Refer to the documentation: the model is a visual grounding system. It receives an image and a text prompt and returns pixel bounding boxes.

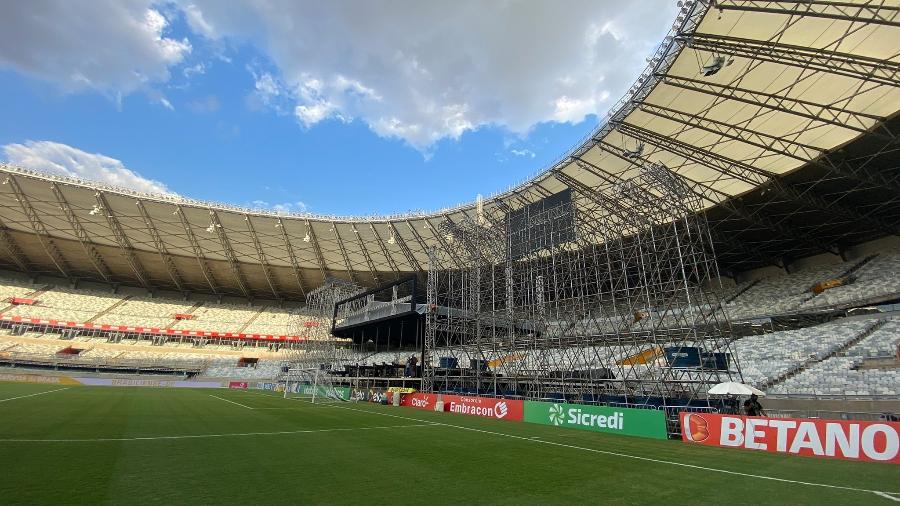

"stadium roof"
[1,0,898,300]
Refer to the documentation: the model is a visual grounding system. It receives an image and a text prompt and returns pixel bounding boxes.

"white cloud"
[180,0,677,151]
[0,1,191,94]
[249,199,308,213]
[2,141,174,195]
[510,149,536,158]
[183,63,206,78]
[158,97,175,110]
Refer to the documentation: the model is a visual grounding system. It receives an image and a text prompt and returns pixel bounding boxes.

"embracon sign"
[681,412,900,464]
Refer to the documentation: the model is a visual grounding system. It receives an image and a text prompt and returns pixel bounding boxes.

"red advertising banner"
[441,395,524,422]
[680,412,900,464]
[400,392,438,410]
[228,381,248,389]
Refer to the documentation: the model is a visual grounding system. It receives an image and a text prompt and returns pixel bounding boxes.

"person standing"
[743,393,767,417]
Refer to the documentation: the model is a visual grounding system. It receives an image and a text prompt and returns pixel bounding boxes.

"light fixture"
[388,233,396,245]
[88,205,102,216]
[701,55,733,77]
[303,232,310,242]
[623,143,645,159]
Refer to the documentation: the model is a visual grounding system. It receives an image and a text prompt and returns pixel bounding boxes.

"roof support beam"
[819,147,900,194]
[350,223,380,286]
[712,0,900,28]
[677,32,900,87]
[50,183,112,282]
[405,220,432,264]
[618,122,900,237]
[656,74,885,134]
[276,218,307,298]
[370,224,401,278]
[136,200,185,292]
[331,223,357,284]
[0,217,31,273]
[632,103,900,193]
[424,217,465,270]
[636,102,824,161]
[176,206,219,294]
[5,177,70,277]
[579,145,839,255]
[245,215,280,300]
[95,192,152,289]
[387,221,422,272]
[208,211,250,299]
[305,220,329,284]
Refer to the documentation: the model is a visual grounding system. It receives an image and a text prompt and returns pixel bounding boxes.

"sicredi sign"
[680,412,900,464]
[524,401,667,439]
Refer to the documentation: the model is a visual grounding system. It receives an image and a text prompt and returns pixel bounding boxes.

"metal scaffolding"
[423,164,739,406]
[283,278,364,372]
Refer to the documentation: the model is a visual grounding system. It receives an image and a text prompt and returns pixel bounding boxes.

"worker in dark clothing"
[406,355,418,377]
[743,394,767,417]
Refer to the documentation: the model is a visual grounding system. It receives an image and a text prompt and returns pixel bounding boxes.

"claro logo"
[683,413,711,443]
[410,396,430,408]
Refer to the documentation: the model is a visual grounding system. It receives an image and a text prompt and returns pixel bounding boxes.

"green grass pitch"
[0,382,897,505]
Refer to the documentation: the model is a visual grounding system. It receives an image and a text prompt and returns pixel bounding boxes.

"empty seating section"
[0,277,37,302]
[5,287,122,322]
[103,297,192,328]
[731,320,873,387]
[170,303,260,333]
[241,309,295,336]
[799,250,900,310]
[770,357,900,396]
[201,358,283,379]
[725,263,849,320]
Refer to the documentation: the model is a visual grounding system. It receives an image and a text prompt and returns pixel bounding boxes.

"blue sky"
[0,1,677,216]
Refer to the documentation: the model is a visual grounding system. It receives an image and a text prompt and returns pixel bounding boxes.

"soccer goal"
[282,367,348,404]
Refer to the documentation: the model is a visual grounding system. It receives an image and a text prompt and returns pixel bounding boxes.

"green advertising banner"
[524,401,668,440]
[297,385,351,400]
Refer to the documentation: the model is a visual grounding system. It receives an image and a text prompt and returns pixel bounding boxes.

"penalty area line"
[208,394,255,410]
[0,387,70,403]
[0,423,437,442]
[323,403,900,501]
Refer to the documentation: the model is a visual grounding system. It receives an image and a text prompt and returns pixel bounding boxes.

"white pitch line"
[323,403,900,501]
[0,423,436,442]
[208,394,255,410]
[0,387,70,403]
[874,492,900,503]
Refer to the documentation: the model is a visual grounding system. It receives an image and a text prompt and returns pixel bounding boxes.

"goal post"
[282,367,350,404]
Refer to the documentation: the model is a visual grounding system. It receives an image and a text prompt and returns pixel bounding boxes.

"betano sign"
[524,401,667,439]
[680,412,900,464]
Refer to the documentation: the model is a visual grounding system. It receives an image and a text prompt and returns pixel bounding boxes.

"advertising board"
[525,401,667,439]
[680,412,900,464]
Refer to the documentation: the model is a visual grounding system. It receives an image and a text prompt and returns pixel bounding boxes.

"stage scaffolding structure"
[281,278,364,400]
[423,163,740,405]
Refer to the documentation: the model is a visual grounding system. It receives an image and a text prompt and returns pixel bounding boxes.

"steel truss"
[424,165,738,410]
[284,278,365,379]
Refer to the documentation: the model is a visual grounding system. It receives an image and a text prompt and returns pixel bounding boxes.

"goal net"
[282,367,349,404]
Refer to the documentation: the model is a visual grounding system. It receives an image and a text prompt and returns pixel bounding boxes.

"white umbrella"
[708,381,765,397]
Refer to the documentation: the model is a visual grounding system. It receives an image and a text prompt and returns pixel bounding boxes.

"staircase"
[237,306,267,334]
[724,278,761,305]
[166,301,204,329]
[86,295,132,323]
[0,285,50,315]
[762,318,887,390]
[840,253,879,281]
